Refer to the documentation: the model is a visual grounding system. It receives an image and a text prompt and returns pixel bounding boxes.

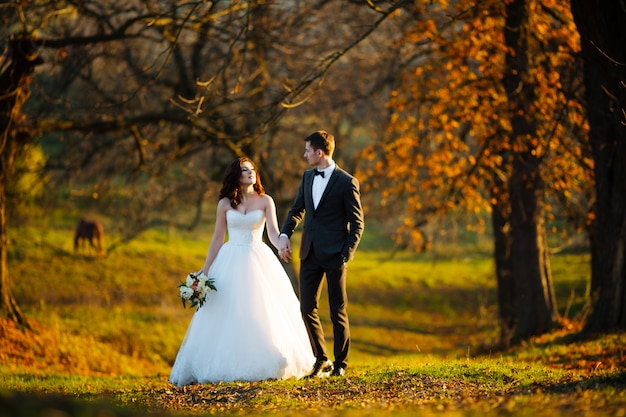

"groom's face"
[304,141,322,166]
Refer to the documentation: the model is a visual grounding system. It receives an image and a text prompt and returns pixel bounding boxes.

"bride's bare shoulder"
[217,198,232,211]
[261,194,276,206]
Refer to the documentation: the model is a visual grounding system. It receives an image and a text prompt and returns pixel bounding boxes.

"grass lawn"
[1,220,624,417]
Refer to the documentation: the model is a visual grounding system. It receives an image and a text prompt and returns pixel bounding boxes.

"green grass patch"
[1,220,624,417]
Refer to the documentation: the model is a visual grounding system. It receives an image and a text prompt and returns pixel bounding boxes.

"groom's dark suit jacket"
[281,166,364,263]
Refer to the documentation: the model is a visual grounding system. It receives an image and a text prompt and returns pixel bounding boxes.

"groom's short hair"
[306,130,335,156]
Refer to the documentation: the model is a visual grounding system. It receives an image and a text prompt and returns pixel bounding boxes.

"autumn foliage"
[359,0,592,250]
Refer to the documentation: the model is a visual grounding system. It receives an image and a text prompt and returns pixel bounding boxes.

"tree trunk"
[509,150,560,342]
[571,0,626,332]
[0,38,42,326]
[501,0,560,345]
[0,138,26,326]
[491,182,514,347]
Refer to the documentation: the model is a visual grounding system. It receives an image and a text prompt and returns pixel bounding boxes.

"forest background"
[1,1,625,416]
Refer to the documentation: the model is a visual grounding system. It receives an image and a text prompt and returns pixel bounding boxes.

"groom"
[278,130,364,378]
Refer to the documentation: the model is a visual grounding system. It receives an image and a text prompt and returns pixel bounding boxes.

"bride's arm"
[264,195,281,250]
[201,198,229,275]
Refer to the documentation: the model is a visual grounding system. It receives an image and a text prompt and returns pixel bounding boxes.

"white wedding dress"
[169,209,315,386]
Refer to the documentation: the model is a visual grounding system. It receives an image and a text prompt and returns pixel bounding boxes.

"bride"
[169,157,315,386]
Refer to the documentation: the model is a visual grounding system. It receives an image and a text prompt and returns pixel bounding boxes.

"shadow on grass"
[531,370,626,393]
[349,284,497,317]
[521,331,626,374]
[0,391,155,417]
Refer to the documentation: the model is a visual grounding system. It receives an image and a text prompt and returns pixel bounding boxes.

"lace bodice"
[226,209,266,245]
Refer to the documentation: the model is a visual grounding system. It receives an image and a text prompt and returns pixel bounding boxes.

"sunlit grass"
[1,220,623,417]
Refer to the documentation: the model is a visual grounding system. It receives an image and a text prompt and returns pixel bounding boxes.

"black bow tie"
[314,170,325,178]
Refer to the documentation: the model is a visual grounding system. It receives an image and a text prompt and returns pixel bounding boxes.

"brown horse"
[74,219,105,257]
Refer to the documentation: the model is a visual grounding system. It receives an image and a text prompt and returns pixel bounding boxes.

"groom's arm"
[280,174,307,237]
[342,175,364,262]
[279,174,307,262]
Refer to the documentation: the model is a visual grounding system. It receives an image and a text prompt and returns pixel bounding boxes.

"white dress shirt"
[312,162,335,209]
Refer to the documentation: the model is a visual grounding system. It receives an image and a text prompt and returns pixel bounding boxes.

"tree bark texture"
[571,0,626,332]
[0,38,42,326]
[509,150,560,341]
[491,182,515,347]
[502,0,560,344]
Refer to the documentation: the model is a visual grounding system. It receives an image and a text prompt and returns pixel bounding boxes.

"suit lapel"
[305,170,315,211]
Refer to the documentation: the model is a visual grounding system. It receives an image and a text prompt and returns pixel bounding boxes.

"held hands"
[278,235,292,263]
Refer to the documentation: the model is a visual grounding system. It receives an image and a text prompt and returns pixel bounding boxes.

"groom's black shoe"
[305,359,333,378]
[331,366,346,377]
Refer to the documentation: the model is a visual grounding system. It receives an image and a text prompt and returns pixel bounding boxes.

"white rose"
[180,286,194,299]
[185,274,195,287]
[201,285,212,297]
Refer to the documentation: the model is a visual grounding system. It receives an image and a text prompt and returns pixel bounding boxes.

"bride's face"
[240,161,257,186]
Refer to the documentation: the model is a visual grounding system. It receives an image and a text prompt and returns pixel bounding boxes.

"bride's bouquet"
[178,271,217,311]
